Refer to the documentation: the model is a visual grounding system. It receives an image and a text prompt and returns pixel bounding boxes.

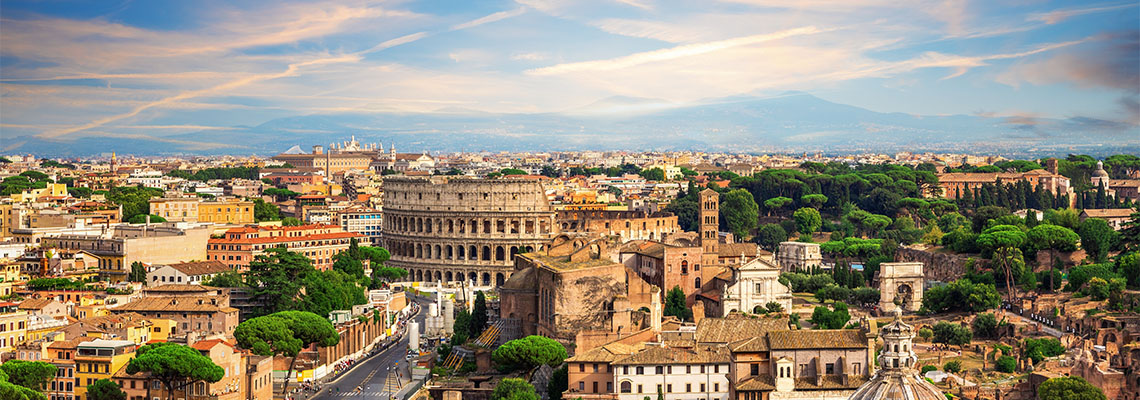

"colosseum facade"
[382,176,557,286]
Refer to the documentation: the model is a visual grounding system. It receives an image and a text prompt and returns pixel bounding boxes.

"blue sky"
[1,0,1137,144]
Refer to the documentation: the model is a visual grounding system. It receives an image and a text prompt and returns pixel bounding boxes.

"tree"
[1079,218,1118,263]
[548,365,568,400]
[0,360,56,392]
[814,284,851,303]
[127,214,166,224]
[793,207,822,237]
[472,291,489,338]
[639,168,665,181]
[663,286,692,321]
[253,199,281,222]
[202,270,245,287]
[754,224,788,251]
[281,217,303,226]
[245,247,312,315]
[125,343,224,400]
[765,301,784,314]
[922,279,1001,313]
[932,321,972,351]
[942,360,962,373]
[972,206,1010,233]
[0,368,45,400]
[921,225,944,245]
[87,379,127,400]
[721,189,759,238]
[1027,224,1080,291]
[971,313,1001,339]
[128,261,147,283]
[995,356,1016,373]
[492,378,539,400]
[977,225,1027,302]
[491,336,568,371]
[106,186,163,222]
[764,197,794,216]
[809,302,850,329]
[918,327,933,341]
[1023,338,1065,364]
[298,269,368,317]
[1037,376,1106,400]
[801,194,828,209]
[234,311,339,395]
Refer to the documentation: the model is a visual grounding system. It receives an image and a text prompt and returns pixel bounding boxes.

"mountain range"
[3,92,1137,157]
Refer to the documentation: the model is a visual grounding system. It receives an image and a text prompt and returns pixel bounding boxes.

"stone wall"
[894,246,988,283]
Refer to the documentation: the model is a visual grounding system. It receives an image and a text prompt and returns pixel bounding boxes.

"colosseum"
[382,176,557,286]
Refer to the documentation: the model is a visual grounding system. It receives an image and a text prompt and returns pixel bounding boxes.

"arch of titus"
[878,262,925,313]
[382,177,557,287]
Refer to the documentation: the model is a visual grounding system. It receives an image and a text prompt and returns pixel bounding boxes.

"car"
[406,354,417,361]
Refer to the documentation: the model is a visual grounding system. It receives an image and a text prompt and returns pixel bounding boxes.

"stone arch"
[415,244,422,259]
[511,220,520,234]
[496,273,505,286]
[497,220,506,233]
[482,246,491,261]
[433,271,441,282]
[695,277,701,289]
[458,219,466,234]
[895,283,914,311]
[426,219,433,233]
[446,245,454,260]
[445,271,453,281]
[482,272,491,286]
[681,260,689,274]
[457,246,466,260]
[495,246,506,261]
[470,245,478,261]
[417,217,423,233]
[484,219,492,234]
[1103,331,1119,347]
[509,246,519,260]
[448,220,454,233]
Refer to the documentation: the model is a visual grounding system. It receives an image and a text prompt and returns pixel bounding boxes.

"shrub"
[995,356,1016,373]
[943,360,962,373]
[921,365,937,374]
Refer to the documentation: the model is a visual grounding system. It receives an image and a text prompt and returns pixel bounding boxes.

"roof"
[567,342,637,363]
[145,284,212,293]
[718,242,759,258]
[115,296,237,313]
[796,375,870,391]
[612,345,730,365]
[1081,208,1134,218]
[735,375,775,391]
[191,338,236,351]
[18,298,58,310]
[500,267,537,291]
[163,260,230,276]
[728,336,769,352]
[695,316,788,344]
[78,339,135,348]
[767,330,867,350]
[209,231,364,244]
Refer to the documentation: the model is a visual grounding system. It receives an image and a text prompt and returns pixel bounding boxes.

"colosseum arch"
[495,246,506,261]
[482,272,491,286]
[445,271,454,281]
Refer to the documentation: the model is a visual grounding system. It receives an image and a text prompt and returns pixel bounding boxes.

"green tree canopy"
[127,214,166,224]
[125,343,224,400]
[1079,218,1118,263]
[202,270,245,287]
[492,378,540,400]
[234,311,339,394]
[491,336,568,371]
[932,321,972,350]
[0,360,56,392]
[663,286,692,322]
[809,302,850,329]
[721,189,759,238]
[922,279,1001,313]
[639,168,666,181]
[754,223,788,251]
[763,196,794,216]
[793,207,822,236]
[87,379,127,400]
[1037,376,1106,400]
[472,291,489,339]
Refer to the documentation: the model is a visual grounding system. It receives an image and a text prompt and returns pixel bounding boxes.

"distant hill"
[4,92,1137,157]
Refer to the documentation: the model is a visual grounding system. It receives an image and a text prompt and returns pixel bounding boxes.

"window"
[637,385,643,394]
[686,383,691,393]
[714,365,719,373]
[700,384,706,392]
[579,382,585,391]
[686,366,691,374]
[666,384,672,393]
[636,366,644,375]
[655,366,663,374]
[579,364,585,372]
[750,363,759,376]
[606,382,612,392]
[620,382,632,393]
[714,383,719,392]
[592,382,598,393]
[592,364,598,372]
[656,385,662,394]
[825,363,835,375]
[623,366,629,374]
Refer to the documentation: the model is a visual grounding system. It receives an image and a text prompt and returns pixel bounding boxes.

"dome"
[1092,161,1109,178]
[847,310,945,400]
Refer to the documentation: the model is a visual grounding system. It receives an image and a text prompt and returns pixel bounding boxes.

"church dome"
[1092,161,1109,178]
[847,311,944,400]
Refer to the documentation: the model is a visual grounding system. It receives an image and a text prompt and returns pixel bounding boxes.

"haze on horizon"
[0,0,1137,150]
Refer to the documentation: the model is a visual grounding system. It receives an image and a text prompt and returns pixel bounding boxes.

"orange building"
[206,224,365,270]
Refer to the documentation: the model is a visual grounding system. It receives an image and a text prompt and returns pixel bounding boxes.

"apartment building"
[207,224,364,270]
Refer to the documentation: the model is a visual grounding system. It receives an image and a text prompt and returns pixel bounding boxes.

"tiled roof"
[695,316,788,344]
[795,375,869,390]
[728,336,769,352]
[735,375,775,391]
[165,261,230,276]
[191,338,235,351]
[613,345,730,365]
[115,296,236,313]
[1082,208,1134,218]
[209,231,363,244]
[145,284,212,292]
[18,298,57,310]
[767,330,867,350]
[718,242,758,258]
[567,342,637,363]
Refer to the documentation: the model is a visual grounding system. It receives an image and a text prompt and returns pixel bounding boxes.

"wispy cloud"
[1029,3,1137,25]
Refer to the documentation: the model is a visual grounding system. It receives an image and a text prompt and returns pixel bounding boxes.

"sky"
[1,0,1137,144]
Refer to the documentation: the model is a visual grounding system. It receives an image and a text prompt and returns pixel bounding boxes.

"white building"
[336,206,383,245]
[146,260,231,285]
[720,257,794,316]
[613,345,731,400]
[776,241,822,273]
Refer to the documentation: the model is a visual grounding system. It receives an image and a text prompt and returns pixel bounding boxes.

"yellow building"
[149,197,199,221]
[8,183,68,202]
[25,314,68,342]
[75,339,137,400]
[198,199,255,224]
[0,304,29,354]
[147,318,175,342]
[0,260,21,282]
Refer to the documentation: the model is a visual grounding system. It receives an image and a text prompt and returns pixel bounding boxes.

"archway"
[496,273,505,286]
[895,284,914,311]
[482,272,491,286]
[445,271,453,281]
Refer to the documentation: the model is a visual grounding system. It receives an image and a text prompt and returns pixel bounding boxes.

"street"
[305,295,432,400]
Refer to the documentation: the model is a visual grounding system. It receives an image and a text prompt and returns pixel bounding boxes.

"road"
[307,295,431,400]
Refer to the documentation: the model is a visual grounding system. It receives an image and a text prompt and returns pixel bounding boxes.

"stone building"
[206,224,364,271]
[556,209,681,243]
[272,137,381,175]
[878,262,924,314]
[719,257,794,316]
[499,235,656,342]
[383,177,557,286]
[776,242,822,273]
[936,167,1072,201]
[39,223,212,283]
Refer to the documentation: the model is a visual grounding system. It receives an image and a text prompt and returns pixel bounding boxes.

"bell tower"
[698,189,720,296]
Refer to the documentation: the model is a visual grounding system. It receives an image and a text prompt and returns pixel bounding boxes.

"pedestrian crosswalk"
[327,391,391,397]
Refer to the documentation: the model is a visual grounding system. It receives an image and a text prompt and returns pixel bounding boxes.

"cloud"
[1029,3,1137,25]
[511,52,549,61]
[998,31,1139,91]
[450,8,526,30]
[528,26,826,75]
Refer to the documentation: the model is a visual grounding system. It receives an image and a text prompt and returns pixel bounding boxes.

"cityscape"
[1,2,1139,400]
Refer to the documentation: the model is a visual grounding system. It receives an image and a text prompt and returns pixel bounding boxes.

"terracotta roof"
[164,260,230,276]
[191,338,235,351]
[728,336,769,352]
[1082,208,1134,218]
[209,231,364,244]
[115,296,237,313]
[767,330,867,350]
[795,375,869,390]
[567,342,638,363]
[499,267,537,291]
[18,298,57,310]
[694,316,788,344]
[145,284,212,293]
[718,242,759,258]
[735,375,775,391]
[613,345,730,365]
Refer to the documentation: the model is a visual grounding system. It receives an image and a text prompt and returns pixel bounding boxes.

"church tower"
[698,189,720,296]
